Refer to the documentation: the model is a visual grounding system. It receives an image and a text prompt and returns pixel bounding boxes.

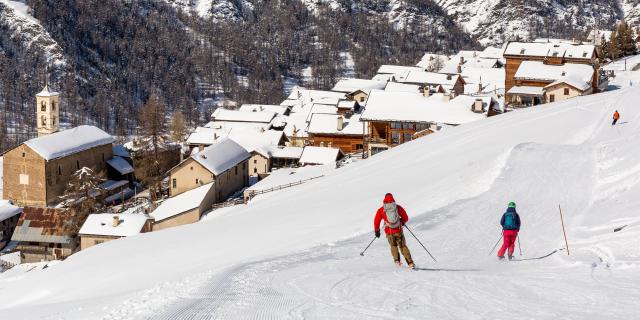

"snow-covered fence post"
[558,204,570,255]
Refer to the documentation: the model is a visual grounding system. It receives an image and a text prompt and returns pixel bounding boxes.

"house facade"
[3,125,114,207]
[503,41,599,105]
[307,114,367,154]
[10,207,81,263]
[79,213,152,250]
[168,138,250,202]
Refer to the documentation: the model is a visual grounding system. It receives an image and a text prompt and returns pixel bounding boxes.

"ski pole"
[359,236,377,256]
[489,231,503,256]
[403,225,437,262]
[558,204,570,255]
[517,234,522,256]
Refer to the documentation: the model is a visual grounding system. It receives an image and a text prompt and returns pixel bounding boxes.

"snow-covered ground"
[2,86,640,318]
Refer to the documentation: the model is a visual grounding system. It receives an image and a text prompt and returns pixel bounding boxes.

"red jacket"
[374,194,409,235]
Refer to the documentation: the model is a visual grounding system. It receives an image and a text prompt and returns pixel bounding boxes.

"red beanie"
[383,193,395,203]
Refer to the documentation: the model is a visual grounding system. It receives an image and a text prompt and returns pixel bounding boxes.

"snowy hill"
[3,83,640,318]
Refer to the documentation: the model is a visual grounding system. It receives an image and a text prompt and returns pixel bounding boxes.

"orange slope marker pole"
[558,204,570,255]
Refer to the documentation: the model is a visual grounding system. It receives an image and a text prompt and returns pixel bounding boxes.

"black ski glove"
[375,230,381,238]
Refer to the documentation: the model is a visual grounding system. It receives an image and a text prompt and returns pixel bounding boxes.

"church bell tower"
[36,83,60,136]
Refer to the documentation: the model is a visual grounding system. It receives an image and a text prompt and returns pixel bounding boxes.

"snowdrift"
[2,88,640,319]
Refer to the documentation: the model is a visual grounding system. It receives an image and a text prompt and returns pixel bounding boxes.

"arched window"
[41,101,46,111]
[41,115,47,126]
[51,101,56,111]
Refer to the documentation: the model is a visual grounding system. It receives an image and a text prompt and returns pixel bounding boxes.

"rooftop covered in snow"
[150,183,213,222]
[238,104,290,116]
[400,71,463,87]
[504,41,596,60]
[377,65,424,75]
[361,90,487,125]
[0,200,22,222]
[299,146,343,165]
[24,125,114,161]
[79,214,150,237]
[331,78,387,94]
[190,138,251,176]
[106,156,134,175]
[307,114,367,136]
[211,108,276,123]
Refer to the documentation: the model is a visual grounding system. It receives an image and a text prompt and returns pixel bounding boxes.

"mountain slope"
[2,82,640,318]
[437,0,622,45]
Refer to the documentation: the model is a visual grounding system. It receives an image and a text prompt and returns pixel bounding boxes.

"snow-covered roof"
[587,30,613,45]
[506,86,545,96]
[332,78,387,93]
[372,74,394,82]
[415,53,450,69]
[400,71,461,86]
[504,42,596,60]
[384,82,422,94]
[361,90,486,125]
[0,200,22,222]
[377,65,423,75]
[270,146,303,159]
[299,146,342,165]
[439,57,500,74]
[98,180,129,192]
[285,88,346,104]
[238,104,289,116]
[36,84,59,97]
[79,213,150,237]
[479,46,505,60]
[24,125,114,161]
[308,114,368,136]
[514,61,594,83]
[150,183,213,222]
[228,130,284,154]
[337,100,357,110]
[106,157,134,175]
[544,74,591,91]
[211,108,276,123]
[283,112,309,138]
[190,138,250,176]
[460,67,506,94]
[305,104,338,122]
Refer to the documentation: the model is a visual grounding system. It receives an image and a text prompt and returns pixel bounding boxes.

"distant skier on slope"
[374,193,415,268]
[497,202,521,260]
[613,110,620,125]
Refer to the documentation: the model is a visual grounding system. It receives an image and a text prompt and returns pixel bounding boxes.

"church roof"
[36,84,59,97]
[24,125,114,161]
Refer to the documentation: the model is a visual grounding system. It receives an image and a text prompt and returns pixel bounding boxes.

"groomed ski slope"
[2,88,640,319]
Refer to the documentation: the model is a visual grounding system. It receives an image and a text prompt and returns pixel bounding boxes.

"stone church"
[2,86,115,207]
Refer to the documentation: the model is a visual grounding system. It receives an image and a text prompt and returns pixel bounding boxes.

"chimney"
[477,83,483,93]
[337,116,344,131]
[112,215,120,227]
[214,133,218,140]
[446,74,452,80]
[473,99,484,113]
[456,65,462,73]
[423,86,432,97]
[459,56,464,65]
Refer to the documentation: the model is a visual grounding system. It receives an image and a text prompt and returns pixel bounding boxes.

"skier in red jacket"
[374,193,414,268]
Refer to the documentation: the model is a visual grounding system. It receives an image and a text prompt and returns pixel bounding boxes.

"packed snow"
[2,86,640,319]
